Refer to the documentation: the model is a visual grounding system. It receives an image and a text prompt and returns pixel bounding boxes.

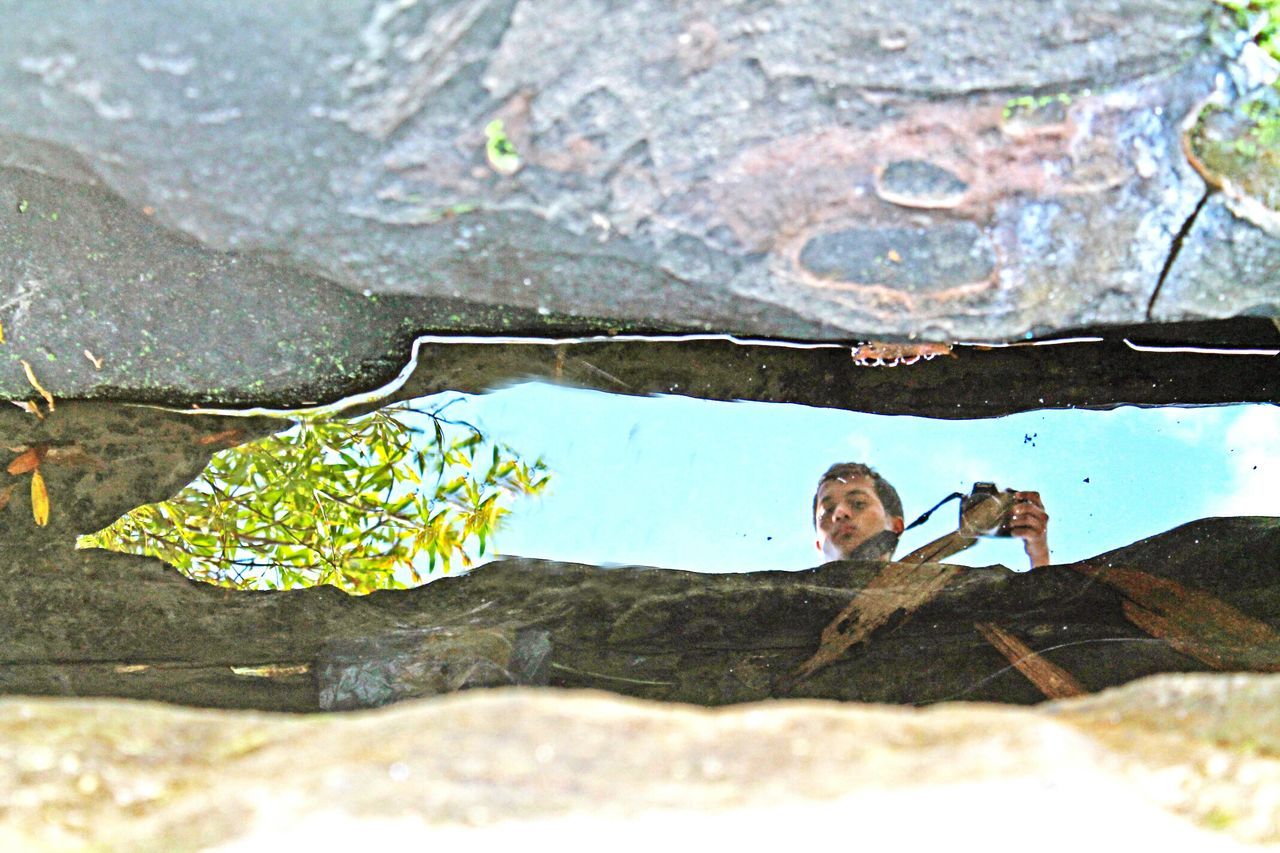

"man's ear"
[814,537,823,552]
[889,516,905,534]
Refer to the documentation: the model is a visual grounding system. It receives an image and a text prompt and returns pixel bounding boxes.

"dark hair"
[812,462,904,526]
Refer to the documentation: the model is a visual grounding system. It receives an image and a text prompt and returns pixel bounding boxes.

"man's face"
[814,475,905,560]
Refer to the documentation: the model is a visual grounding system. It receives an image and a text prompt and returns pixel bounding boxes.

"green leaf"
[86,397,552,594]
[484,119,521,174]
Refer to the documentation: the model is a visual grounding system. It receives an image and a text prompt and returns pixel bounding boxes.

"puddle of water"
[78,398,549,593]
[77,381,1280,592]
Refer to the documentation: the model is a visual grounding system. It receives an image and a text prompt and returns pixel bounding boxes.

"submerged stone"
[798,223,996,289]
[318,627,544,710]
[875,159,969,208]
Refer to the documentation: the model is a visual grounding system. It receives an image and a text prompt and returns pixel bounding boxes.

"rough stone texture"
[0,675,1277,848]
[798,223,996,289]
[0,163,420,405]
[0,1,1275,404]
[1153,197,1280,321]
[0,145,832,403]
[875,159,971,208]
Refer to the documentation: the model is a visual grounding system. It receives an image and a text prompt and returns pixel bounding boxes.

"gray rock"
[1153,196,1280,320]
[318,627,525,710]
[798,223,995,289]
[0,161,418,406]
[0,0,1273,404]
[875,160,970,209]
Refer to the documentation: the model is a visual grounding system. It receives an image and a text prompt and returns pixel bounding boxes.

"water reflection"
[80,382,1279,590]
[79,400,548,593]
[456,384,1278,572]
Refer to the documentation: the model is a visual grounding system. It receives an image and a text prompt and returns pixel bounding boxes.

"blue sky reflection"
[402,383,1280,574]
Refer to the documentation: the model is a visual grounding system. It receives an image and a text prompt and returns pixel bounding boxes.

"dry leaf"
[0,320,5,344]
[83,349,103,369]
[30,468,49,526]
[1072,564,1280,672]
[7,446,46,476]
[19,360,54,412]
[230,663,311,678]
[887,249,902,262]
[43,445,103,470]
[792,559,963,682]
[0,483,15,512]
[851,342,956,367]
[196,428,247,447]
[974,622,1085,700]
[10,400,43,420]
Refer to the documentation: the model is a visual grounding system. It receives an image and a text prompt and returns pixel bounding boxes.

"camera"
[958,482,1018,538]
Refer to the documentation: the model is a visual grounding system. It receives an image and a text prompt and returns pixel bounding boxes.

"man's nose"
[832,503,853,522]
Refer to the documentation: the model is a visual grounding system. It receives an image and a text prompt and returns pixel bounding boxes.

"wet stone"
[875,160,969,208]
[798,223,996,289]
[317,627,523,711]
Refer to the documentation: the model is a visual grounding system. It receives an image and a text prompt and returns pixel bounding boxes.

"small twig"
[550,662,674,686]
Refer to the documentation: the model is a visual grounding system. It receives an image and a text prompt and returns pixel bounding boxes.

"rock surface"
[0,674,1277,848]
[1154,197,1280,321]
[1,6,1278,843]
[0,1,1276,404]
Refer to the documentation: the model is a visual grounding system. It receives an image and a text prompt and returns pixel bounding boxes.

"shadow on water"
[1,327,1278,710]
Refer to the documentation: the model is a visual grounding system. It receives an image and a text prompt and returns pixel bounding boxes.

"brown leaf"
[793,560,963,681]
[10,400,44,420]
[83,349,103,369]
[43,445,103,470]
[790,522,990,685]
[974,622,1086,700]
[7,446,46,476]
[1072,564,1280,672]
[31,469,49,526]
[19,360,54,412]
[851,342,957,367]
[196,428,247,447]
[0,483,15,512]
[229,663,311,678]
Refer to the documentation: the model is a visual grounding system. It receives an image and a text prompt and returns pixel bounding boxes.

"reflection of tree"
[77,402,549,594]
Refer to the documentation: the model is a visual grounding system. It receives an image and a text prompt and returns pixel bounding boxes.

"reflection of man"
[812,462,1051,569]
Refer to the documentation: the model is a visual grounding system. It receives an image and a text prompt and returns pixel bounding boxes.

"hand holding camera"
[960,483,1051,568]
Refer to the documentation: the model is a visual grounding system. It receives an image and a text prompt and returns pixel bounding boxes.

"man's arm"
[1009,491,1050,569]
